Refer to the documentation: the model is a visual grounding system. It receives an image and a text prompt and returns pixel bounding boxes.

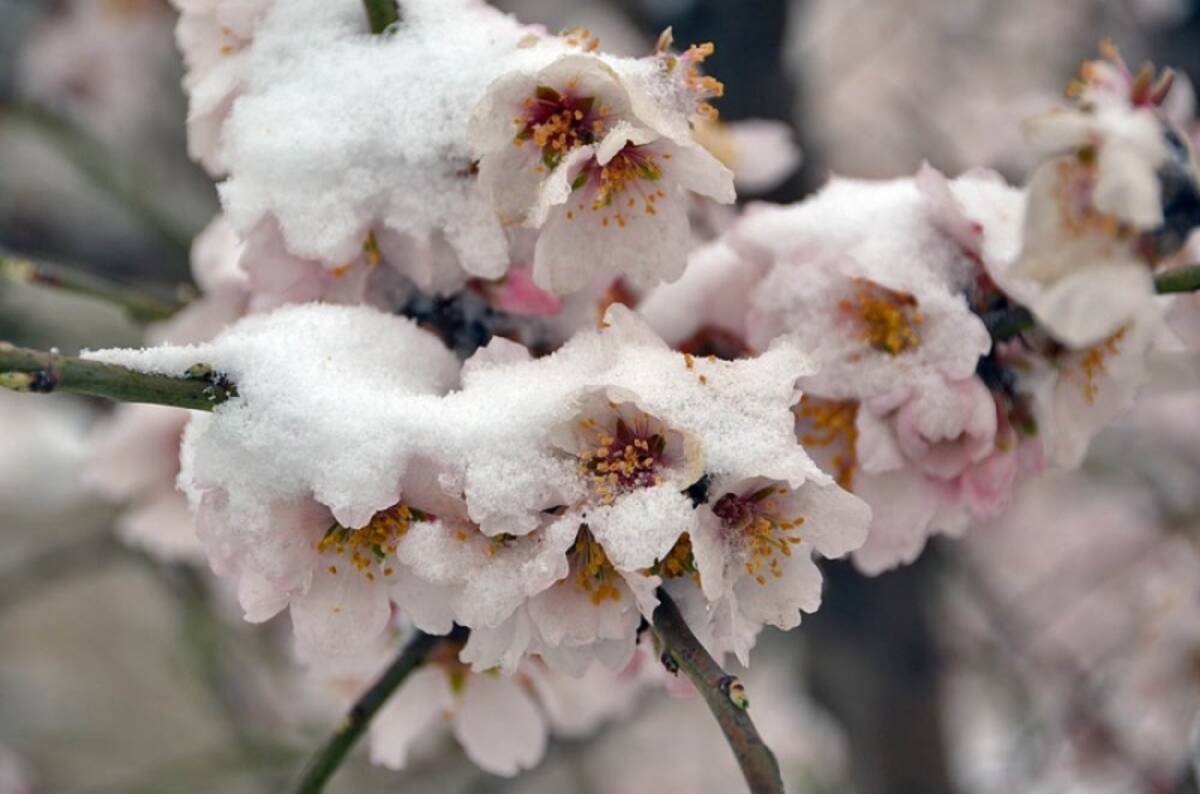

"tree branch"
[362,0,399,34]
[0,342,233,410]
[651,588,784,794]
[1,249,185,323]
[293,629,440,794]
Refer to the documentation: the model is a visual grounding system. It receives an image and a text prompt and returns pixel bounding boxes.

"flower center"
[318,503,433,581]
[839,279,923,354]
[648,533,699,582]
[569,527,621,605]
[576,409,670,503]
[515,84,607,169]
[796,396,859,490]
[565,145,668,229]
[713,486,804,585]
[1077,326,1127,403]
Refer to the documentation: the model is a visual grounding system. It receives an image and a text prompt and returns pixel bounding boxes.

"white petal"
[369,666,454,770]
[454,675,547,777]
[291,566,391,657]
[851,471,941,575]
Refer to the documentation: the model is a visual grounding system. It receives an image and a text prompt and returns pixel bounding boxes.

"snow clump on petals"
[85,303,462,655]
[87,302,868,667]
[211,0,531,280]
[641,166,1022,573]
[194,0,733,299]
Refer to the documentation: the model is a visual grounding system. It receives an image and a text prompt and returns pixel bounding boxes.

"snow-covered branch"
[0,342,233,410]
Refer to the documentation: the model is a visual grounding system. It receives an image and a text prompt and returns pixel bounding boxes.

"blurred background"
[3,1,1200,792]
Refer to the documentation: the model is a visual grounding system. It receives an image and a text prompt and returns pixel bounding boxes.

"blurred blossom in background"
[3,1,1200,792]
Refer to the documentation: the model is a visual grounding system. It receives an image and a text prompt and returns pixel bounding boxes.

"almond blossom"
[1006,43,1197,349]
[640,166,1024,572]
[469,42,735,293]
[169,0,737,307]
[86,301,868,667]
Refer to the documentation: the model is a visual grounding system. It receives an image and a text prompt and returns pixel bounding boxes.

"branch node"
[719,675,750,710]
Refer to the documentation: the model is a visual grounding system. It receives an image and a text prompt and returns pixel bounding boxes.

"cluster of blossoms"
[168,0,736,308]
[90,303,869,672]
[70,0,1200,781]
[641,44,1200,573]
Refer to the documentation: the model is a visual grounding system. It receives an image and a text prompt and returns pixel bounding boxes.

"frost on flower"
[1007,42,1200,348]
[87,303,868,667]
[470,37,734,292]
[174,0,734,298]
[642,166,1024,573]
[642,143,1189,573]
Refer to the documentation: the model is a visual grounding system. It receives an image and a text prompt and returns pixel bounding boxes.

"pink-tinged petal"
[666,140,736,204]
[855,406,906,474]
[237,568,291,624]
[460,612,534,675]
[724,119,801,194]
[690,509,732,603]
[534,173,693,293]
[83,404,187,500]
[639,238,770,348]
[388,568,457,635]
[291,566,391,657]
[791,481,872,560]
[490,265,563,316]
[370,666,454,770]
[732,543,824,631]
[851,470,942,575]
[454,675,547,777]
[116,490,203,564]
[527,577,640,648]
[960,444,1019,518]
[894,378,998,479]
[916,161,984,256]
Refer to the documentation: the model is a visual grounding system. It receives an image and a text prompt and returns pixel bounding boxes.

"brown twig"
[652,588,784,794]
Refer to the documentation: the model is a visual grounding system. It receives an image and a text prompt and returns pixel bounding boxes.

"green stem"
[1,249,184,323]
[362,0,399,33]
[652,589,784,794]
[1154,263,1200,294]
[293,630,440,794]
[0,342,233,410]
